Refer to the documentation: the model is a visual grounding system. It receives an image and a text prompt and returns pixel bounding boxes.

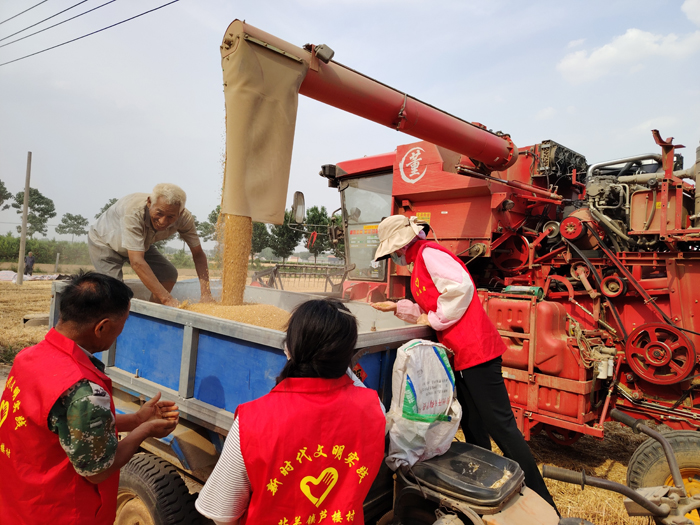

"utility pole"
[17,152,32,286]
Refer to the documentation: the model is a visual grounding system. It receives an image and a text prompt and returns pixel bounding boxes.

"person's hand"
[137,392,180,425]
[144,417,179,439]
[163,295,180,308]
[200,291,215,304]
[371,301,398,313]
[416,313,430,326]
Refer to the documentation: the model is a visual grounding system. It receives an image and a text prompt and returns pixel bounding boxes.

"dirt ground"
[0,276,674,523]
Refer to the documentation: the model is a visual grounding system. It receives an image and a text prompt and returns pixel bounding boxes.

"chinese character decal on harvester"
[400,147,426,184]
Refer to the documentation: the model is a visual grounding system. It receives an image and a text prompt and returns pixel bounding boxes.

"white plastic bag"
[385,339,462,471]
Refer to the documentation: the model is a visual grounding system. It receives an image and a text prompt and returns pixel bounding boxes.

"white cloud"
[557,28,700,82]
[535,107,556,120]
[567,38,585,49]
[632,116,679,135]
[683,0,700,27]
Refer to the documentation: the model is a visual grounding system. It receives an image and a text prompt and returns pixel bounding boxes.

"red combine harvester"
[302,57,700,498]
[228,20,700,509]
[319,131,700,479]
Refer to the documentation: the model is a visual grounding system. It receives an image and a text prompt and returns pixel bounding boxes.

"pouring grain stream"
[221,213,252,305]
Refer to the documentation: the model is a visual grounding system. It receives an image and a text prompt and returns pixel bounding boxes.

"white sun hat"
[374,215,430,261]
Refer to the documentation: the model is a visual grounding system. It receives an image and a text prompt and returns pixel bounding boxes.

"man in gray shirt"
[89,183,213,307]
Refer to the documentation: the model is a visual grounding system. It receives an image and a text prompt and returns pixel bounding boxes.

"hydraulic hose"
[542,465,671,518]
[610,409,686,493]
[643,188,657,231]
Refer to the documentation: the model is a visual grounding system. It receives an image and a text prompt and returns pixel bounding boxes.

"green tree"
[0,180,11,211]
[197,205,220,242]
[304,206,330,264]
[251,221,270,259]
[259,247,279,261]
[269,210,303,261]
[55,213,89,242]
[329,215,345,261]
[298,251,312,261]
[95,198,118,219]
[152,240,168,251]
[12,188,57,238]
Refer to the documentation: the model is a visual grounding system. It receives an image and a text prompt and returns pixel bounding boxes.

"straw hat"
[374,215,430,261]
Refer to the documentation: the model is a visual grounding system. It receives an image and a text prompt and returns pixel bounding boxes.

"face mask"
[283,344,291,361]
[391,252,407,266]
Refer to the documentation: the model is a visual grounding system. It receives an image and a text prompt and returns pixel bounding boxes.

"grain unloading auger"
[217,19,523,305]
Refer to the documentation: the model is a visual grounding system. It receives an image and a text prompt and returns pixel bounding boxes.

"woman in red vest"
[370,215,558,513]
[196,299,386,525]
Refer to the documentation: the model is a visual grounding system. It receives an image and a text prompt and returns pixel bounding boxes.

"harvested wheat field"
[0,281,52,363]
[465,424,656,524]
[181,301,290,331]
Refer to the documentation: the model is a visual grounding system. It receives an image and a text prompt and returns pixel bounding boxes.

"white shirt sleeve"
[347,367,387,416]
[195,417,251,523]
[422,247,474,331]
[395,299,425,324]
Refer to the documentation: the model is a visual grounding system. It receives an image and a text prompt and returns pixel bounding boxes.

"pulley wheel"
[625,323,696,385]
[493,235,530,272]
[570,262,590,281]
[561,216,585,241]
[601,275,627,298]
[543,221,561,240]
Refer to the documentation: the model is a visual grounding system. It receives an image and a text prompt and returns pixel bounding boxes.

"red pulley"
[601,275,627,298]
[625,323,696,385]
[560,216,585,241]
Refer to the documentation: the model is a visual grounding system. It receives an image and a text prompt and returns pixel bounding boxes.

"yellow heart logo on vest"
[300,467,338,507]
[0,400,9,430]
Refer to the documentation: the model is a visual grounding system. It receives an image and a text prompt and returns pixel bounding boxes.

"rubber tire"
[627,430,700,489]
[118,453,205,525]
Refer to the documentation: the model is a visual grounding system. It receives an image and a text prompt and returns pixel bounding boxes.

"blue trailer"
[50,279,430,524]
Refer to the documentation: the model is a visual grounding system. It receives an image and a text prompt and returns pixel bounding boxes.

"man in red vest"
[0,272,179,525]
[370,215,558,513]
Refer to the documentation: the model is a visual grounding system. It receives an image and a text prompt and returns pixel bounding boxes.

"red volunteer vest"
[237,376,385,525]
[406,240,506,371]
[0,329,119,525]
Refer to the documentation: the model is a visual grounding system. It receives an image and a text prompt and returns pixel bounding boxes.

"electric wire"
[0,0,180,67]
[0,0,50,27]
[0,0,88,43]
[0,0,117,49]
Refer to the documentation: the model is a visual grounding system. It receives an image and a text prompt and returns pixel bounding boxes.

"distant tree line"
[0,234,91,265]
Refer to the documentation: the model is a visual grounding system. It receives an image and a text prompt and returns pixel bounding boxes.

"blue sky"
[1,0,699,248]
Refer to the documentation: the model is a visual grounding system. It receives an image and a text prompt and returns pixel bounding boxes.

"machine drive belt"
[582,223,700,339]
[562,237,628,342]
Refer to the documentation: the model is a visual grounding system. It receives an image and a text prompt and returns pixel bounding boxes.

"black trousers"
[456,356,558,512]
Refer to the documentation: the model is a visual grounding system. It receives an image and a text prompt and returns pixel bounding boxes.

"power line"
[0,0,50,27]
[1,0,88,43]
[0,0,117,49]
[0,0,180,67]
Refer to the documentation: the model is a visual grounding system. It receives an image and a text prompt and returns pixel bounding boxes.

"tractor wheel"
[544,425,582,446]
[627,431,700,525]
[116,453,204,525]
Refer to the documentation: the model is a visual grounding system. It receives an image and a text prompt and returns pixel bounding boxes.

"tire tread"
[627,430,700,489]
[121,452,204,525]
